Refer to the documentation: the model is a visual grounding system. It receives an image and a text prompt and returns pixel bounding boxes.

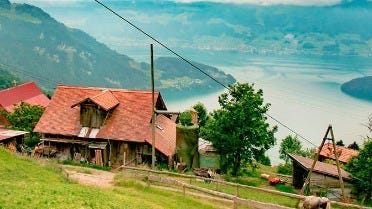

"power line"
[93,0,317,148]
[0,63,60,87]
[93,0,229,90]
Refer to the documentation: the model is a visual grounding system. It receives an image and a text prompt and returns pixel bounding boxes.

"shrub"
[277,163,293,175]
[179,111,193,126]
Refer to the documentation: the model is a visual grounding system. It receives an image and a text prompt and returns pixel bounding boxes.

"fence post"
[183,185,186,196]
[233,197,237,209]
[236,184,239,197]
[216,181,219,191]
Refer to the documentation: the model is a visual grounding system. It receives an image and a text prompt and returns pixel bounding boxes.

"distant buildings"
[318,143,359,164]
[0,81,50,125]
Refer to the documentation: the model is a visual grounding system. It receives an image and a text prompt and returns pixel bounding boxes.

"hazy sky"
[12,0,343,6]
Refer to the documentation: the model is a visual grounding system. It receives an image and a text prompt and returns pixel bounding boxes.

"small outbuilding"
[288,154,353,201]
[198,138,220,170]
[0,127,28,152]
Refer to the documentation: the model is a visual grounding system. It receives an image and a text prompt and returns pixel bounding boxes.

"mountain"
[341,76,372,101]
[0,0,235,96]
[36,0,372,58]
[0,64,19,90]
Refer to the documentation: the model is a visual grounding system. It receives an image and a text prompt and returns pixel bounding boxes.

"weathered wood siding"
[80,102,106,128]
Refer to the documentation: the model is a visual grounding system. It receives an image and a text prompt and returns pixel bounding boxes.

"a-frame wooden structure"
[299,125,346,201]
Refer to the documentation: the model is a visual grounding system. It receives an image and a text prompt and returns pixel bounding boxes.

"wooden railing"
[119,166,371,209]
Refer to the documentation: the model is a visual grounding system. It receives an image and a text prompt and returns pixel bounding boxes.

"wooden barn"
[34,85,176,167]
[288,154,353,200]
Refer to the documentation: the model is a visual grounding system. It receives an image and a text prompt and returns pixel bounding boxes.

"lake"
[163,54,372,165]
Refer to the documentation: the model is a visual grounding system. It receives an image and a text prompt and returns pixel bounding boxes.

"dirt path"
[62,165,115,188]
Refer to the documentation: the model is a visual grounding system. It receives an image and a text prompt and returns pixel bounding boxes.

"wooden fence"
[119,166,371,209]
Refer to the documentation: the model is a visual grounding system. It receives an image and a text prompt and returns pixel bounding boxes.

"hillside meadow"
[0,148,228,209]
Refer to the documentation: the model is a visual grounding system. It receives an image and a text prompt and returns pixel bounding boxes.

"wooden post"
[233,197,238,209]
[183,185,186,196]
[236,184,239,197]
[151,44,156,170]
[298,125,346,207]
[330,127,346,201]
[297,125,331,208]
[123,151,126,166]
[300,125,331,195]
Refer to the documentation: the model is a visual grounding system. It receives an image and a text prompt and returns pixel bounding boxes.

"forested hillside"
[0,64,19,90]
[341,76,372,101]
[0,0,235,95]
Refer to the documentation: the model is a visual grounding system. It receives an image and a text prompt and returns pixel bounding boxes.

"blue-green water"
[165,54,372,164]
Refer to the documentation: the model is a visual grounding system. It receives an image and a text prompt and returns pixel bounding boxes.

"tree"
[192,102,208,127]
[201,83,277,176]
[336,140,345,146]
[348,141,360,150]
[179,110,193,126]
[0,102,44,147]
[279,135,302,164]
[346,140,372,204]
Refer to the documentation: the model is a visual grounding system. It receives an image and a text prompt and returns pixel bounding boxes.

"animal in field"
[303,196,331,209]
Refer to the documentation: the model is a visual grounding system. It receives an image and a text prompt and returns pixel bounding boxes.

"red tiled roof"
[144,114,177,157]
[319,143,359,163]
[72,90,119,111]
[34,85,176,156]
[289,154,352,180]
[0,81,50,112]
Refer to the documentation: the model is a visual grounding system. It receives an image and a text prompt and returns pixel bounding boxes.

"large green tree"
[279,135,302,164]
[201,83,277,176]
[346,140,372,204]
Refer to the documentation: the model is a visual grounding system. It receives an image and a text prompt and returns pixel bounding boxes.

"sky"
[11,0,344,6]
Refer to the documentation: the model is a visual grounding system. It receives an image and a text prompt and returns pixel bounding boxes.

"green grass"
[62,159,110,171]
[0,148,224,209]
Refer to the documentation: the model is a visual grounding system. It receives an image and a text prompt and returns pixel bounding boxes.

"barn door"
[95,149,103,166]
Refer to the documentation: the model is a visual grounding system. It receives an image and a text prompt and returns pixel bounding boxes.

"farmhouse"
[288,154,353,200]
[34,85,176,167]
[318,142,359,164]
[0,81,50,125]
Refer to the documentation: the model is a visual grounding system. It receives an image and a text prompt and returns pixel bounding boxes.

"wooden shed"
[288,154,353,200]
[0,127,28,152]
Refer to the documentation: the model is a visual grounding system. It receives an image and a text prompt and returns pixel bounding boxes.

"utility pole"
[151,44,156,170]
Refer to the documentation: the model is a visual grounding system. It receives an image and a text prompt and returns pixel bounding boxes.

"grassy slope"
[0,148,220,209]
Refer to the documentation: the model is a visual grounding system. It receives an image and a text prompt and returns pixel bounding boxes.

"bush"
[24,135,40,148]
[277,163,292,175]
[179,111,193,126]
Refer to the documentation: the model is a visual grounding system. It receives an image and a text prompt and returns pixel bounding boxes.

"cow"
[303,196,331,209]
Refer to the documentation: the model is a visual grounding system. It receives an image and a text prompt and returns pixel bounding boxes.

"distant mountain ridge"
[34,0,372,58]
[0,0,235,96]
